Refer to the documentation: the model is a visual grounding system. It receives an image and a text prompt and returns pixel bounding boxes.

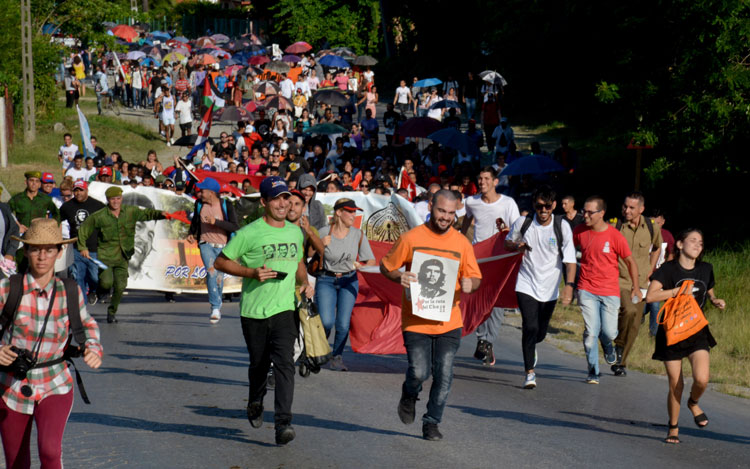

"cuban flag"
[76,105,96,159]
[184,104,214,162]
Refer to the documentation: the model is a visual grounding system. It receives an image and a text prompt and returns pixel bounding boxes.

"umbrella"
[163,52,187,63]
[312,89,350,107]
[244,101,264,113]
[209,49,231,59]
[139,56,161,68]
[111,24,138,42]
[479,70,507,87]
[265,60,290,74]
[308,123,348,135]
[195,37,215,48]
[210,34,230,43]
[319,54,349,68]
[245,44,267,56]
[249,55,270,65]
[220,57,240,67]
[498,154,564,176]
[263,96,294,110]
[429,100,462,110]
[197,54,218,65]
[224,64,244,77]
[126,51,146,60]
[166,39,184,48]
[172,134,198,147]
[353,55,378,66]
[397,117,445,138]
[173,36,189,43]
[213,106,252,122]
[282,54,302,63]
[255,80,281,95]
[150,30,171,41]
[285,42,312,54]
[228,39,251,52]
[427,128,480,156]
[331,47,357,60]
[413,78,442,88]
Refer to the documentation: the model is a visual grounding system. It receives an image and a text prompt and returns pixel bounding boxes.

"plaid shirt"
[0,273,102,414]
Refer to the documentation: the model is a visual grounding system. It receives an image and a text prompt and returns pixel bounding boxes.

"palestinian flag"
[202,75,227,108]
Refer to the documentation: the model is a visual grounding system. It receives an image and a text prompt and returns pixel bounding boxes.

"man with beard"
[77,187,165,323]
[380,190,481,441]
[417,260,447,299]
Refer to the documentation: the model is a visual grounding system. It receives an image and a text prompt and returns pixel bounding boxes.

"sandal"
[664,423,680,444]
[687,395,709,428]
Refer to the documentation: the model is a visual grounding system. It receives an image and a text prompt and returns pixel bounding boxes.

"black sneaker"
[615,346,623,365]
[275,424,295,445]
[473,340,488,361]
[165,292,176,303]
[87,293,98,305]
[613,365,627,377]
[483,342,495,366]
[397,392,418,424]
[422,422,443,441]
[247,402,263,428]
[106,312,118,324]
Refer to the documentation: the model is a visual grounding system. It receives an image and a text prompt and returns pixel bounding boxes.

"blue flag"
[76,105,96,159]
[185,139,209,162]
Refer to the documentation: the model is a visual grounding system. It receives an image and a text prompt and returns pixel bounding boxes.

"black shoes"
[422,422,443,441]
[612,365,627,376]
[474,340,488,361]
[106,312,118,323]
[87,293,98,305]
[247,402,264,429]
[397,391,418,424]
[483,342,495,366]
[275,424,296,445]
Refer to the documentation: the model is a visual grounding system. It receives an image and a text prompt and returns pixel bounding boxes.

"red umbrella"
[244,101,264,113]
[285,41,312,54]
[195,37,215,48]
[396,117,446,138]
[249,55,270,65]
[111,25,138,42]
[197,54,218,65]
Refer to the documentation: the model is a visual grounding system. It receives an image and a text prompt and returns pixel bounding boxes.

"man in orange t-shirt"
[380,190,481,441]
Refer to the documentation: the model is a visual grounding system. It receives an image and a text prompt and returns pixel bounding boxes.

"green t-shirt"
[222,218,303,319]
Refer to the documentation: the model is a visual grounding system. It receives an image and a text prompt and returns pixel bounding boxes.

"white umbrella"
[480,70,507,87]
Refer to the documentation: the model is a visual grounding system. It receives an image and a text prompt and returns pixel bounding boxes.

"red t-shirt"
[573,225,632,296]
[175,79,190,93]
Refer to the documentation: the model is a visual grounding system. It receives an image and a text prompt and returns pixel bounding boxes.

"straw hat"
[12,218,77,245]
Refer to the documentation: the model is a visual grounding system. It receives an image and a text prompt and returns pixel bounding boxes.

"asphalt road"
[27,292,749,468]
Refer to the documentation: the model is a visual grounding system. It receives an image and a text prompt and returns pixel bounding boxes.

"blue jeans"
[199,243,224,309]
[132,88,142,108]
[578,289,619,375]
[644,301,660,337]
[403,328,462,424]
[315,272,358,357]
[72,249,99,296]
[465,98,476,119]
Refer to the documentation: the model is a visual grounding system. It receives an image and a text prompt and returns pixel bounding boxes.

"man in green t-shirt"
[215,176,313,446]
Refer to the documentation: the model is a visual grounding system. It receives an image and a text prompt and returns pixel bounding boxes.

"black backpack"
[1,274,92,404]
[519,214,566,261]
[615,217,655,241]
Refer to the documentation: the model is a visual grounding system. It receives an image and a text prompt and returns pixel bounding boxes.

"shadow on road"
[97,367,247,386]
[68,412,275,447]
[122,341,248,355]
[108,352,248,368]
[185,405,422,439]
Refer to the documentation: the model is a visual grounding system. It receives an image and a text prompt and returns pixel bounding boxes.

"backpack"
[519,214,565,261]
[657,280,709,346]
[195,198,236,241]
[615,216,655,241]
[1,274,92,404]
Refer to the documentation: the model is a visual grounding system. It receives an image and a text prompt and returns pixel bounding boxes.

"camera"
[9,346,36,380]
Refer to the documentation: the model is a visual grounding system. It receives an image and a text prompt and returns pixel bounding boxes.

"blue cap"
[196,177,221,194]
[260,176,290,200]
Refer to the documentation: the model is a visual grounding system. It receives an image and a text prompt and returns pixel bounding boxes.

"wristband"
[565,282,575,287]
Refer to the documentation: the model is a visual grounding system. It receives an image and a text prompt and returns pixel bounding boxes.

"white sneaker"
[170,138,176,145]
[329,355,348,371]
[523,372,537,389]
[209,309,221,324]
[166,141,171,147]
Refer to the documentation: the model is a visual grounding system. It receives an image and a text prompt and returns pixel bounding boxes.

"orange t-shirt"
[288,66,302,83]
[381,224,482,335]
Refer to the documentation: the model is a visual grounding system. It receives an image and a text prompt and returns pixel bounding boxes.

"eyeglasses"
[360,184,369,188]
[582,209,603,217]
[164,184,174,188]
[28,246,58,257]
[534,203,553,211]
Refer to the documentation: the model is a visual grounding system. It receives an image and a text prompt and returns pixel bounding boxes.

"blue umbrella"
[413,78,442,88]
[220,58,240,67]
[151,30,171,41]
[319,54,350,68]
[499,154,565,176]
[140,56,161,68]
[173,36,189,43]
[427,128,480,156]
[429,100,461,110]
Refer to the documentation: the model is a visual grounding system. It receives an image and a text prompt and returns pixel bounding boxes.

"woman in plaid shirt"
[0,218,102,469]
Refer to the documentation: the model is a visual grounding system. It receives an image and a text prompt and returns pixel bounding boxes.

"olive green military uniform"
[9,190,60,267]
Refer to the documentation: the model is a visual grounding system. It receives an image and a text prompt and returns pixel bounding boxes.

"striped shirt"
[0,274,102,414]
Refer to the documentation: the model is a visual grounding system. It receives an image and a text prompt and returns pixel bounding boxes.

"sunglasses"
[535,203,553,211]
[583,209,603,217]
[164,184,174,188]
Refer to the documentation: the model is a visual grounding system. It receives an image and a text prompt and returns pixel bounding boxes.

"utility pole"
[142,0,149,13]
[21,0,35,144]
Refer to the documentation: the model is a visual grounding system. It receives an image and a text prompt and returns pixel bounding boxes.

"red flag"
[398,167,417,201]
[163,210,191,224]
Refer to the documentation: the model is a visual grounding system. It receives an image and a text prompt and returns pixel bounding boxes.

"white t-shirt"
[415,200,430,222]
[83,167,97,181]
[280,78,294,99]
[59,144,78,169]
[427,97,443,120]
[161,96,175,120]
[395,86,411,104]
[464,194,520,244]
[363,70,374,83]
[508,215,577,302]
[175,99,193,124]
[65,167,88,181]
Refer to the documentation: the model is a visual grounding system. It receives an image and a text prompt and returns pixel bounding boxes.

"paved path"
[43,292,750,468]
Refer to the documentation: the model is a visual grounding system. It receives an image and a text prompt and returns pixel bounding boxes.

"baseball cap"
[333,200,362,212]
[73,180,88,191]
[196,177,221,194]
[99,166,113,176]
[289,189,305,202]
[280,142,289,151]
[41,172,55,183]
[259,176,290,200]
